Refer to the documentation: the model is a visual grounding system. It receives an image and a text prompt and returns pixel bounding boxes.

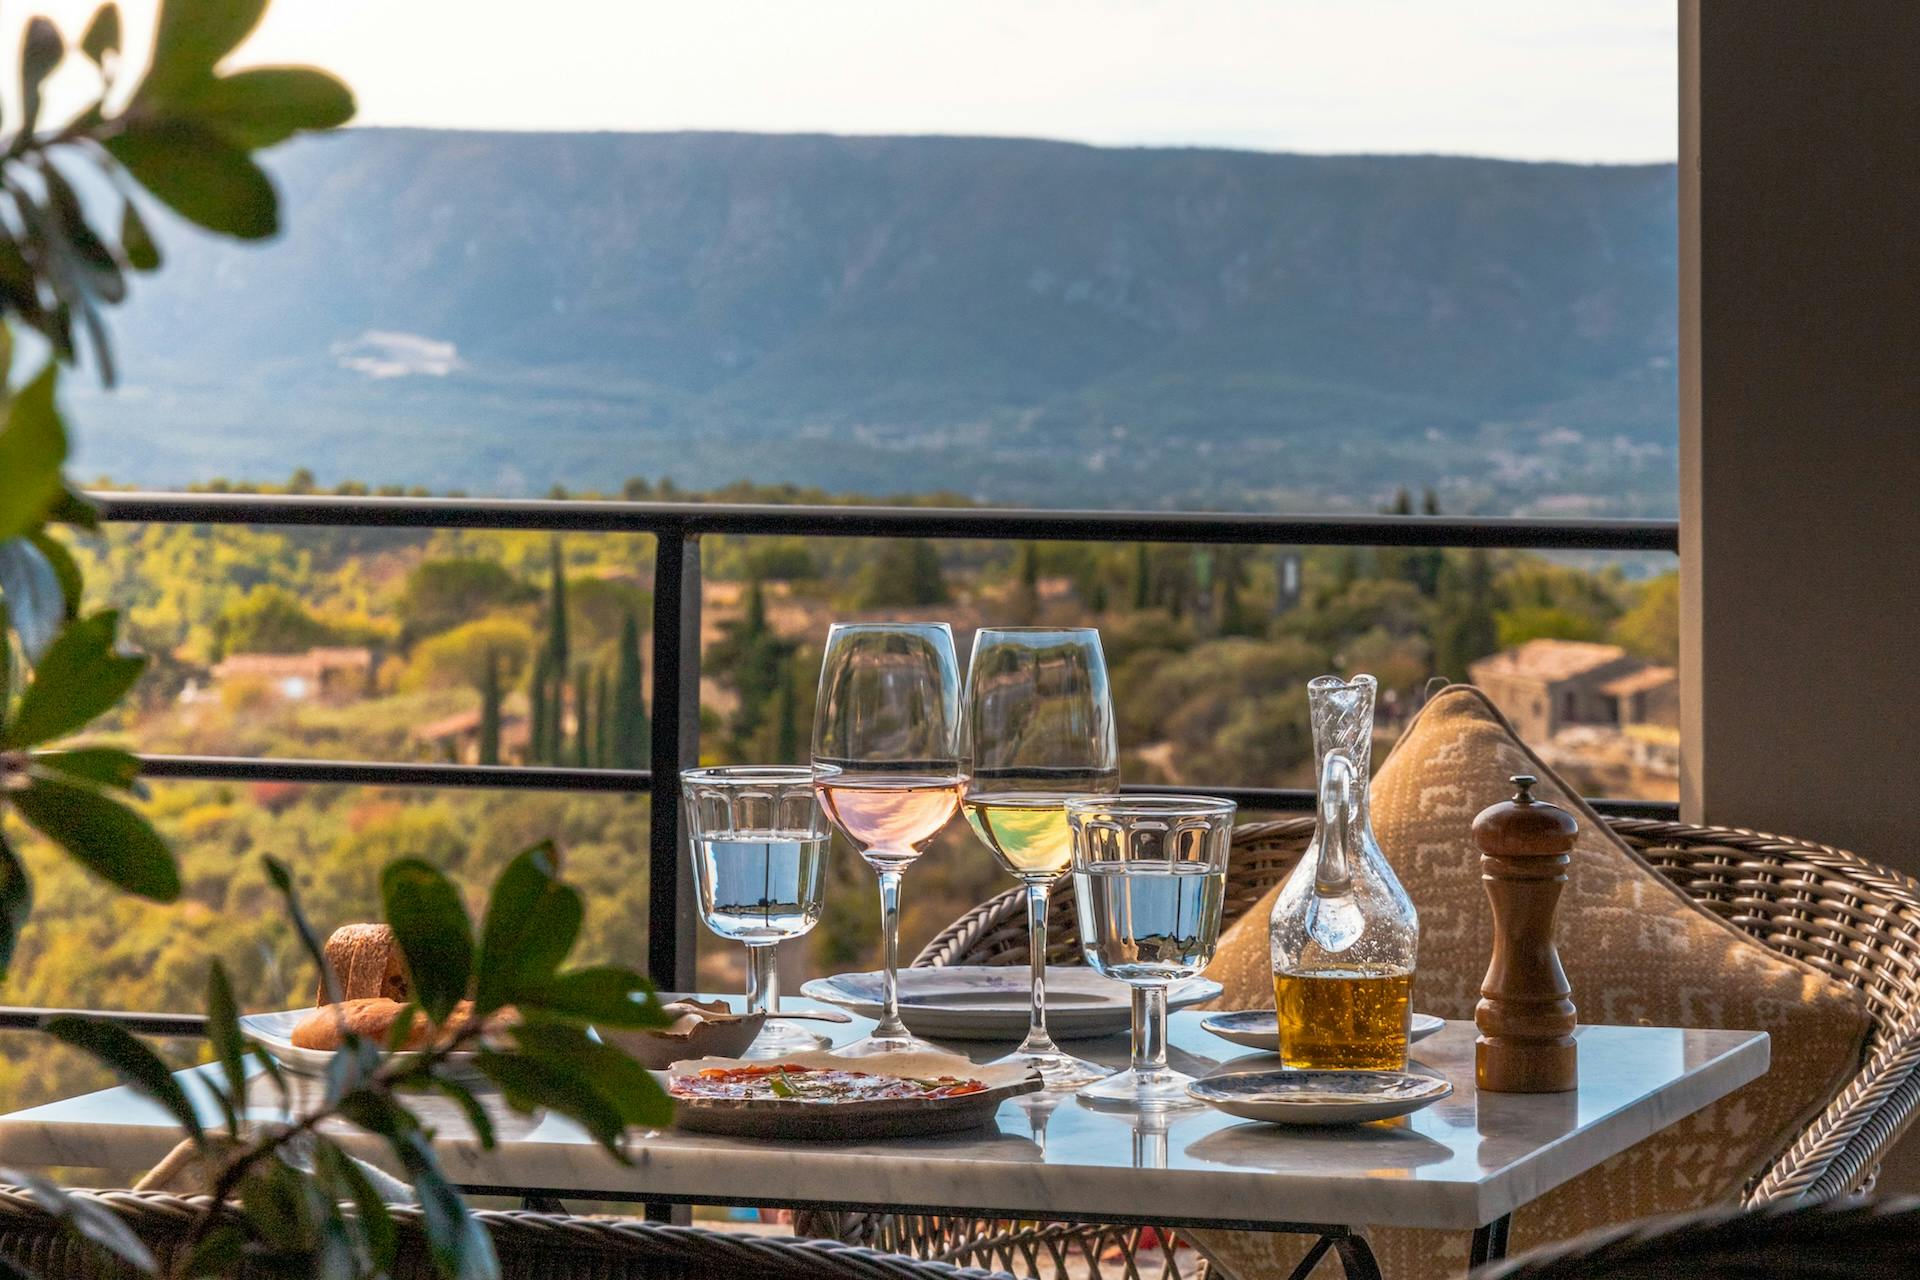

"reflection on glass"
[962,627,1118,1087]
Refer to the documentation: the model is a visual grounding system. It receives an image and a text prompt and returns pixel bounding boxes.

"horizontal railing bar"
[129,755,1675,818]
[0,1008,208,1035]
[1122,783,1675,820]
[136,755,650,793]
[90,491,1679,552]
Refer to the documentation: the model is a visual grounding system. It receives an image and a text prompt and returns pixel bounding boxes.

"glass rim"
[1063,794,1237,818]
[971,625,1102,635]
[825,620,954,636]
[681,765,815,786]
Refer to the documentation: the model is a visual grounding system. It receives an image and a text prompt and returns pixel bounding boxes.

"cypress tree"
[529,649,551,765]
[1015,542,1040,623]
[613,611,648,769]
[573,662,592,766]
[595,666,614,767]
[478,649,501,766]
[1133,543,1151,611]
[546,536,570,674]
[774,660,800,763]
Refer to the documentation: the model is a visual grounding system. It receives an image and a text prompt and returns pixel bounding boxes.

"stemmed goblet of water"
[812,623,967,1056]
[962,627,1117,1087]
[1068,795,1235,1106]
[682,766,833,1056]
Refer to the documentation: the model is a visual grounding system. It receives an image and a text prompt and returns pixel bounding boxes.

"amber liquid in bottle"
[1275,967,1414,1069]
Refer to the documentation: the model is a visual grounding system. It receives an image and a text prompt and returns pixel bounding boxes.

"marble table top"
[0,1001,1768,1233]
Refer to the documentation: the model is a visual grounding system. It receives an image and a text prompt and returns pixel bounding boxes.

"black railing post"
[647,527,702,991]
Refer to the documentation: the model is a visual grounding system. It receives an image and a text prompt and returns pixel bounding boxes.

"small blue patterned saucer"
[1186,1068,1453,1125]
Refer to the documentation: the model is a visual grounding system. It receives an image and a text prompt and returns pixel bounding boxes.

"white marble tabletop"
[0,1001,1768,1233]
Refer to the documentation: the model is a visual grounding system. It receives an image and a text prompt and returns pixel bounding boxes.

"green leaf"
[178,1223,247,1280]
[392,1131,498,1280]
[11,777,179,900]
[105,122,278,240]
[475,843,581,1014]
[264,855,339,1003]
[426,1075,496,1148]
[312,1139,396,1274]
[19,18,65,139]
[47,485,100,531]
[39,161,127,306]
[510,1020,673,1130]
[3,609,145,748]
[120,201,160,271]
[475,1050,630,1160]
[0,364,67,540]
[182,67,355,148]
[521,966,665,1029]
[0,601,10,714]
[26,531,82,619]
[206,960,247,1134]
[245,1034,287,1106]
[44,1014,203,1145]
[380,859,473,1023]
[147,0,268,94]
[81,5,121,68]
[32,746,142,792]
[0,830,34,981]
[0,539,64,659]
[7,1169,158,1273]
[383,1003,419,1053]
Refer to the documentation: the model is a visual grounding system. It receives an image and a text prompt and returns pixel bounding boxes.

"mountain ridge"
[70,128,1679,515]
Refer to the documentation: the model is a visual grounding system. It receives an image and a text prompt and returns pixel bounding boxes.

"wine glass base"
[833,1029,940,1057]
[1076,1067,1206,1108]
[742,1017,834,1058]
[990,1046,1113,1089]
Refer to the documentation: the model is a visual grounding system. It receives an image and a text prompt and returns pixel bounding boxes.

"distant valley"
[67,129,1679,516]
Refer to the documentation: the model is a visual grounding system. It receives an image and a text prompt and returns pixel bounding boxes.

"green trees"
[399,557,534,643]
[856,539,949,607]
[215,585,341,655]
[478,650,502,766]
[1612,572,1680,662]
[403,616,533,692]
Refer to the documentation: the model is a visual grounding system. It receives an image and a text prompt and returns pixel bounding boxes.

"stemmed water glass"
[812,623,967,1056]
[962,627,1117,1087]
[681,766,833,1056]
[1068,794,1235,1106]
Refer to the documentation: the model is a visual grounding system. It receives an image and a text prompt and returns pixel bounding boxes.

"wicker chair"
[810,817,1920,1278]
[1468,1194,1920,1279]
[0,1185,1016,1280]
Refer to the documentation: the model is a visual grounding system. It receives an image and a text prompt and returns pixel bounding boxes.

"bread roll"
[289,998,513,1052]
[316,924,409,1005]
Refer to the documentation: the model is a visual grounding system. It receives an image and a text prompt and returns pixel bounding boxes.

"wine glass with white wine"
[962,627,1117,1087]
[812,622,967,1056]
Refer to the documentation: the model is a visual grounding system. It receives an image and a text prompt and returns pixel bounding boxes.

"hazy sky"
[22,0,1677,162]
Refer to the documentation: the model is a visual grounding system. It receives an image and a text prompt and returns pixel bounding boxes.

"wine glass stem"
[745,943,777,1018]
[875,866,908,1039]
[1131,984,1170,1076]
[1017,881,1057,1055]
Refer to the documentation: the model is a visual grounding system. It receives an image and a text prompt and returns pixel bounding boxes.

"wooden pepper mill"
[1472,775,1579,1093]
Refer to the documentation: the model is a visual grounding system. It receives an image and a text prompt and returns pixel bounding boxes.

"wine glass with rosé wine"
[812,622,968,1056]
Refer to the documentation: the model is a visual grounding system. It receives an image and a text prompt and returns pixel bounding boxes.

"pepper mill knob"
[1472,774,1579,1093]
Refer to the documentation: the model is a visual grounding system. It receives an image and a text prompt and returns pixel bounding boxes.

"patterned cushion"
[1189,684,1871,1280]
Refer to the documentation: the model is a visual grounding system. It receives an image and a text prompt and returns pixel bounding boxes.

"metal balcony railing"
[0,491,1680,1034]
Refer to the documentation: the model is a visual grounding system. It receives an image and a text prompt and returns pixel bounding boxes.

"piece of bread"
[316,924,409,1005]
[289,998,514,1052]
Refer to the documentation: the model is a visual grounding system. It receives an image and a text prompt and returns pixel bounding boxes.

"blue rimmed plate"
[1187,1068,1452,1126]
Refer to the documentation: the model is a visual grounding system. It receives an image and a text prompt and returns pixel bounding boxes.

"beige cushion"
[1190,684,1871,1279]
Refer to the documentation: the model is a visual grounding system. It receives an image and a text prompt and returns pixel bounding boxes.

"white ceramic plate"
[800,967,1224,1041]
[1187,1068,1453,1126]
[665,1049,1042,1139]
[1198,1009,1446,1053]
[239,1009,484,1078]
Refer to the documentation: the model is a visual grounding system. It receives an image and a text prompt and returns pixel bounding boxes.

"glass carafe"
[1269,674,1419,1070]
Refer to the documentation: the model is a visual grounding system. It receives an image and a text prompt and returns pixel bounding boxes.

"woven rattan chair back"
[0,1186,1017,1280]
[855,816,1920,1278]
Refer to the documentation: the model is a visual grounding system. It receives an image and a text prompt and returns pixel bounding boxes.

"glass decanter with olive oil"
[1269,674,1420,1070]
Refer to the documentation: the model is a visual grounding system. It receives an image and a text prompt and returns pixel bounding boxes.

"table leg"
[1469,1215,1513,1267]
[1332,1233,1383,1280]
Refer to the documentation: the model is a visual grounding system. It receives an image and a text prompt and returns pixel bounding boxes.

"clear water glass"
[812,623,967,1056]
[682,766,833,1057]
[962,627,1118,1087]
[1068,794,1235,1106]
